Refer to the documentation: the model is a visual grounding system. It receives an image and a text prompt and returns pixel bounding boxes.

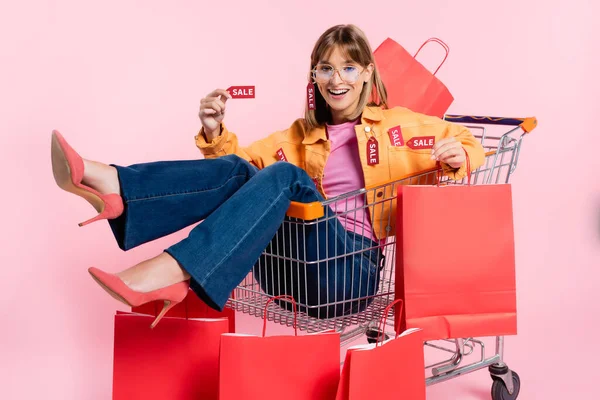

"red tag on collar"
[307,82,316,110]
[367,137,379,165]
[276,148,288,161]
[226,86,255,99]
[388,126,404,147]
[407,136,435,149]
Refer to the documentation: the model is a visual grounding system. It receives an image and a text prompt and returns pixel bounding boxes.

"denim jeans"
[108,154,381,315]
[254,220,382,318]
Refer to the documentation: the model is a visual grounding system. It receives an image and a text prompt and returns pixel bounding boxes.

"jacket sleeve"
[440,122,486,181]
[194,123,286,169]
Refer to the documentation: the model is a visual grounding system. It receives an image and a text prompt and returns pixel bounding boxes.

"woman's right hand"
[199,89,232,141]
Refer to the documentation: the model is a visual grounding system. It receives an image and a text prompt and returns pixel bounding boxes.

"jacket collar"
[302,126,328,145]
[302,106,385,145]
[361,105,384,122]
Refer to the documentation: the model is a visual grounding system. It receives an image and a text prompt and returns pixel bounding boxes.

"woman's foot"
[81,159,121,198]
[88,252,191,328]
[117,252,191,293]
[51,130,124,225]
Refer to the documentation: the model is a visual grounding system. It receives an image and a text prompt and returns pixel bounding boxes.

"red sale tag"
[276,148,288,161]
[226,86,255,99]
[366,137,379,165]
[388,126,404,147]
[307,82,316,110]
[407,136,435,149]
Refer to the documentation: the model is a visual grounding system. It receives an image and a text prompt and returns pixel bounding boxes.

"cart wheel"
[365,328,389,344]
[491,370,520,400]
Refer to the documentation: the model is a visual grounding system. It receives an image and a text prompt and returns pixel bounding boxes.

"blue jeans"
[254,224,382,318]
[108,155,382,316]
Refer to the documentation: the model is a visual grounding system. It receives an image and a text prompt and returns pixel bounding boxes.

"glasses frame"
[311,64,366,84]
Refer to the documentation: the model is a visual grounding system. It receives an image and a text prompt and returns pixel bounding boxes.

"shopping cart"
[226,114,537,400]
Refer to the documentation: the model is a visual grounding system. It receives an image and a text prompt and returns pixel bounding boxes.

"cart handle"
[286,200,325,220]
[286,149,496,220]
[444,115,538,133]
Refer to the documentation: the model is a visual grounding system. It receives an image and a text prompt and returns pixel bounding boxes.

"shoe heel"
[78,195,123,227]
[79,209,109,227]
[150,300,178,329]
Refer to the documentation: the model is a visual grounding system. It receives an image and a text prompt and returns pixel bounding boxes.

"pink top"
[323,119,377,242]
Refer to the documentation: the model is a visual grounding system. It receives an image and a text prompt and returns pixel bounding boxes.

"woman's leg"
[106,155,258,250]
[144,161,324,311]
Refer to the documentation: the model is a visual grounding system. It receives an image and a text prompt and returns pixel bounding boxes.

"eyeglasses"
[311,64,365,84]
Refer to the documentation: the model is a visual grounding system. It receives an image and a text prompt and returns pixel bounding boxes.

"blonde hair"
[304,24,388,130]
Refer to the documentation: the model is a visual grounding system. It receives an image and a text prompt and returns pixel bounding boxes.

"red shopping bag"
[132,289,236,332]
[113,313,228,400]
[394,159,517,340]
[374,37,454,118]
[219,296,340,400]
[335,300,426,400]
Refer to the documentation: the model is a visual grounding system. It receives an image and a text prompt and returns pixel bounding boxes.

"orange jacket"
[195,106,485,239]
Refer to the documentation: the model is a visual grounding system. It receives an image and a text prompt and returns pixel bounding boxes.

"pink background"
[1,0,599,398]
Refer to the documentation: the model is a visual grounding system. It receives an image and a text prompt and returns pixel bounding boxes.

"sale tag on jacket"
[367,137,379,165]
[307,82,316,110]
[276,148,288,161]
[388,126,404,147]
[227,86,255,99]
[407,136,435,149]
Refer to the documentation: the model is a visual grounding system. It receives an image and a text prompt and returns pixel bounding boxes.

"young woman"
[51,24,485,328]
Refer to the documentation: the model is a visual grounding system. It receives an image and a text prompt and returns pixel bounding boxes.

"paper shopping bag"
[132,289,235,332]
[374,37,454,118]
[336,300,426,399]
[219,296,340,400]
[394,173,517,340]
[113,313,228,400]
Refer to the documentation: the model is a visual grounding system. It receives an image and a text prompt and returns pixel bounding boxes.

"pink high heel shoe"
[88,267,190,328]
[51,130,124,226]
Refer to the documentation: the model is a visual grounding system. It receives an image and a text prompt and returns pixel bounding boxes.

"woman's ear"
[364,63,375,83]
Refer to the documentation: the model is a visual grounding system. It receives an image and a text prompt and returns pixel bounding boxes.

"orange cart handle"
[285,150,497,220]
[445,115,538,134]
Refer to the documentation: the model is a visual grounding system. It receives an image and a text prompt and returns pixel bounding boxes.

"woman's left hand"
[431,137,466,169]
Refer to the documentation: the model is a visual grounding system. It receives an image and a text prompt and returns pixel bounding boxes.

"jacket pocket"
[388,147,438,184]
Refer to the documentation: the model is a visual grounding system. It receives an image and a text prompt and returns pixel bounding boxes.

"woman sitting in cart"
[51,24,485,327]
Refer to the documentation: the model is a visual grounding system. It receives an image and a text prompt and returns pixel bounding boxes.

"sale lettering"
[307,82,316,110]
[387,126,404,147]
[407,136,435,149]
[367,137,379,165]
[232,88,253,96]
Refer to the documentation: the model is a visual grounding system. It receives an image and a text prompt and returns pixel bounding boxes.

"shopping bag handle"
[184,291,188,319]
[376,299,404,346]
[414,37,450,76]
[263,295,298,337]
[436,146,472,186]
